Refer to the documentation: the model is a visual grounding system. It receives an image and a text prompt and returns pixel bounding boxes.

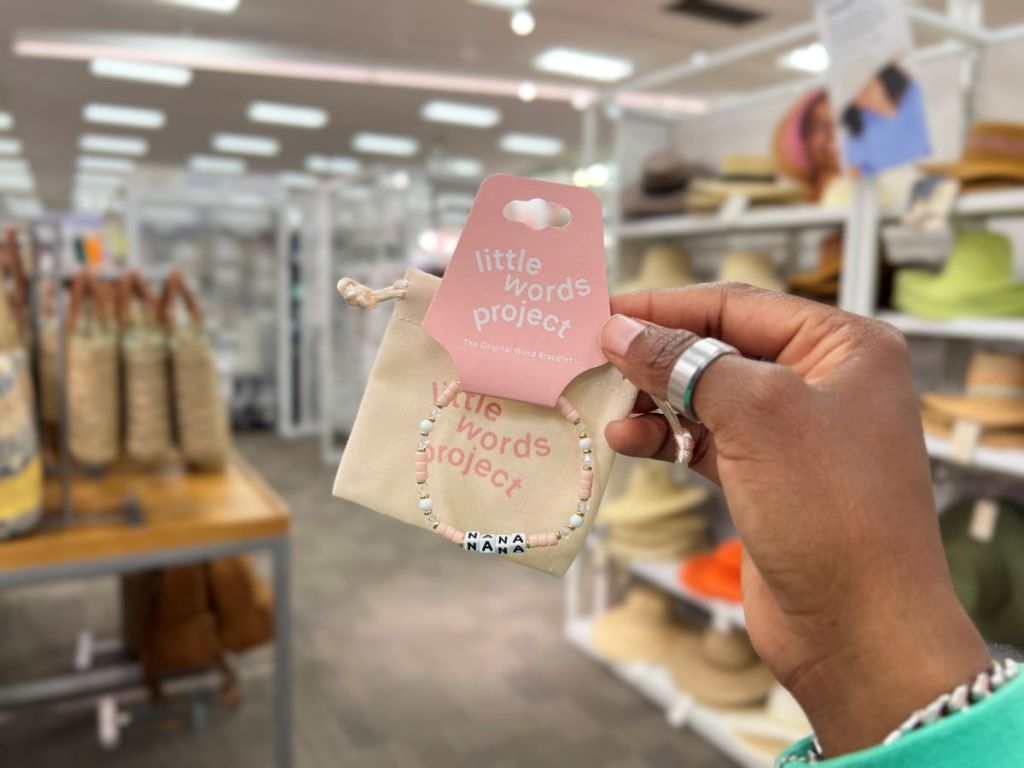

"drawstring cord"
[336,278,410,309]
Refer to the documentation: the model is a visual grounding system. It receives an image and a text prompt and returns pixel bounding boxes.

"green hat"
[893,230,1024,319]
[941,498,1024,647]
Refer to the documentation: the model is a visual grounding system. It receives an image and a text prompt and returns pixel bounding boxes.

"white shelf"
[926,435,1024,478]
[878,312,1024,342]
[629,558,747,631]
[566,617,773,768]
[954,188,1024,217]
[614,205,848,240]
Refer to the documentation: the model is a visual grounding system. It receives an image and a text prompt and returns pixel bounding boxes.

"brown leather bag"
[122,556,272,702]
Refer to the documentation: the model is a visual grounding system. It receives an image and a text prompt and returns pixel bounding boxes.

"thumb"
[601,314,794,431]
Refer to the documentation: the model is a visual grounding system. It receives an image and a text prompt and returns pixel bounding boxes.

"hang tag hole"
[502,198,572,231]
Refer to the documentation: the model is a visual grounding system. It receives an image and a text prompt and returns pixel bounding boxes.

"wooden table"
[0,455,293,767]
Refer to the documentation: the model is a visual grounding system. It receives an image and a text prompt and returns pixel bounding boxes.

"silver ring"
[667,338,738,423]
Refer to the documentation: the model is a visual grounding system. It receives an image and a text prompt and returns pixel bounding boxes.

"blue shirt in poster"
[844,81,931,175]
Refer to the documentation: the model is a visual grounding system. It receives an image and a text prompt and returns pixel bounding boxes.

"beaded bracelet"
[415,380,593,554]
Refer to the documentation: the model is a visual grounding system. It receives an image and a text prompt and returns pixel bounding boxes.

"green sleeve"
[777,670,1024,767]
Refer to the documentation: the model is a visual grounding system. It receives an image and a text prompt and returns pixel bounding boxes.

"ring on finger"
[667,338,739,424]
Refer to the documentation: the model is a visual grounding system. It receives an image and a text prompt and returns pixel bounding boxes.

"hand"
[601,282,990,757]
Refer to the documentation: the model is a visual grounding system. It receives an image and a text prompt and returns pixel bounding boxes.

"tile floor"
[0,434,732,767]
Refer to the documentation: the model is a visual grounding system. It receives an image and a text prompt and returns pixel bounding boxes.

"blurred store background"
[2,1,1024,766]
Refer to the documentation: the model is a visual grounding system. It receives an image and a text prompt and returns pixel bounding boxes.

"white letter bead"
[579,437,593,450]
[419,498,433,511]
[462,532,527,555]
[570,513,585,529]
[419,419,434,433]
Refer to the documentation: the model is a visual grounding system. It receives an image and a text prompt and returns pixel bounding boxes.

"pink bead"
[579,488,592,501]
[545,532,558,546]
[416,471,428,482]
[528,534,538,548]
[447,527,462,543]
[436,523,452,539]
[415,457,427,468]
[556,396,577,421]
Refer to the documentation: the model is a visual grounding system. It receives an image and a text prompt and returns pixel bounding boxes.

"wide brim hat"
[920,350,1024,429]
[689,178,804,205]
[921,122,1024,183]
[610,509,710,541]
[789,233,842,291]
[606,531,709,562]
[668,629,775,707]
[719,251,785,294]
[590,585,679,664]
[724,685,811,762]
[921,392,1024,430]
[921,406,1024,449]
[600,481,709,525]
[623,152,711,219]
[941,498,1024,647]
[616,244,697,294]
[680,539,744,603]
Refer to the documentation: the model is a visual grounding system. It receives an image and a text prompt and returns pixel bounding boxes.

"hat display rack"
[565,5,1024,767]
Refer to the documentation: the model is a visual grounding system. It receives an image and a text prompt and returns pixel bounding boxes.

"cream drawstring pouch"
[333,267,636,576]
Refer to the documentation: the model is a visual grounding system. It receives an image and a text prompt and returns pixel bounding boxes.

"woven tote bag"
[161,271,230,471]
[67,271,120,469]
[118,272,174,465]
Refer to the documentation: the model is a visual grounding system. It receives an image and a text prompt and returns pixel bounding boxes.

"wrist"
[785,590,991,758]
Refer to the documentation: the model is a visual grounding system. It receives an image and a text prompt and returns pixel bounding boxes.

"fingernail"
[601,315,646,357]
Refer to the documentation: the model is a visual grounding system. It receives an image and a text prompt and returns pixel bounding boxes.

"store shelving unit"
[628,558,747,631]
[614,205,849,241]
[924,435,1024,479]
[564,618,769,768]
[566,4,1024,766]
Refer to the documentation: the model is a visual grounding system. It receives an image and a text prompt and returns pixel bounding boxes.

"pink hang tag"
[424,174,610,407]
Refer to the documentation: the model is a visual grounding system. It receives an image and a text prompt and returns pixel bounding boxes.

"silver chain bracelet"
[777,658,1020,766]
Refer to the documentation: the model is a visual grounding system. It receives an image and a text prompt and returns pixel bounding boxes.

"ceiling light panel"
[83,103,166,130]
[471,0,528,9]
[0,139,23,156]
[0,159,29,173]
[90,58,193,87]
[0,112,13,131]
[421,100,501,128]
[429,156,484,178]
[499,132,564,156]
[305,155,361,175]
[0,172,34,192]
[6,197,42,217]
[534,47,634,82]
[76,172,126,188]
[248,101,328,129]
[352,132,419,157]
[190,154,246,174]
[212,132,280,157]
[279,172,318,189]
[79,133,148,156]
[78,155,135,174]
[777,43,830,74]
[158,0,240,13]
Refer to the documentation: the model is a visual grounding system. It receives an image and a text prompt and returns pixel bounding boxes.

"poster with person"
[815,0,931,176]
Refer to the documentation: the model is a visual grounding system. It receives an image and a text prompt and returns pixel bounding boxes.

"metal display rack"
[566,2,1024,764]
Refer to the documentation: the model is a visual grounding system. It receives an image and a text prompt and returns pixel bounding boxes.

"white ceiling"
[1,0,1023,210]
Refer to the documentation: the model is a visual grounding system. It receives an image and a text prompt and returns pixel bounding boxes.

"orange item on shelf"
[681,539,743,603]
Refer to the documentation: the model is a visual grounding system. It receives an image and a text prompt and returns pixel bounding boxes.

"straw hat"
[681,539,744,603]
[615,245,696,294]
[689,154,804,207]
[724,684,811,761]
[622,152,710,220]
[921,405,1024,450]
[599,463,709,525]
[606,531,709,562]
[921,351,1024,430]
[668,627,776,707]
[789,233,842,295]
[719,251,785,293]
[921,122,1024,187]
[609,511,709,543]
[590,585,679,665]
